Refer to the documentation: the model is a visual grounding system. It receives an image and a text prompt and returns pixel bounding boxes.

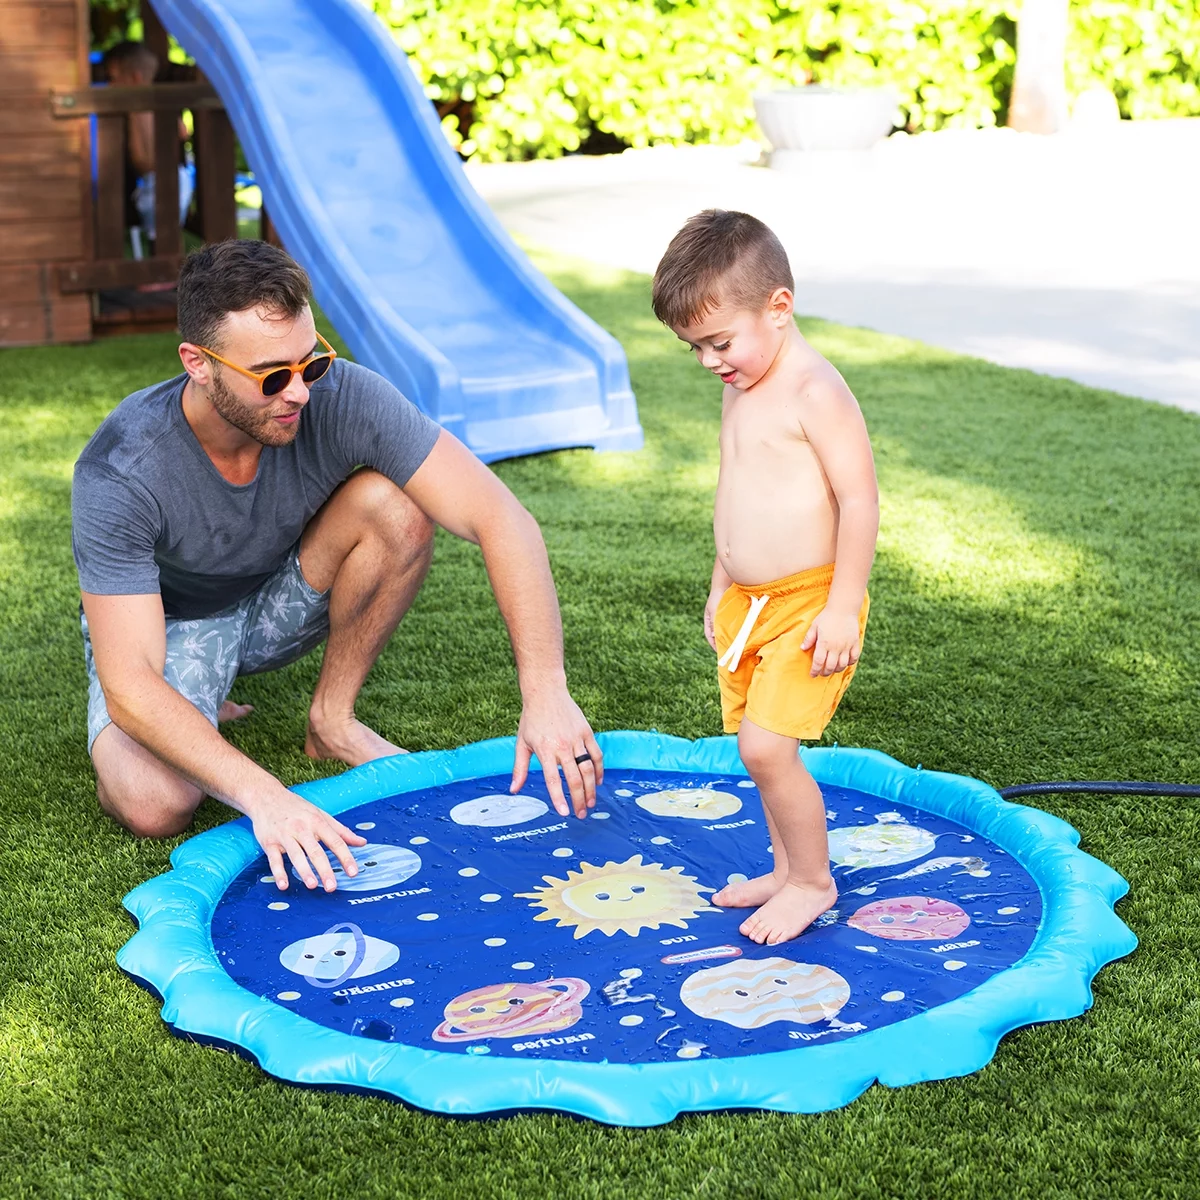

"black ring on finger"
[574,752,592,765]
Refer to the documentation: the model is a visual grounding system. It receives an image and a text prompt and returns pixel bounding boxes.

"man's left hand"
[510,688,604,819]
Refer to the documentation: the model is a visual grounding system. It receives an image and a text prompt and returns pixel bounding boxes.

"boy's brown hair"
[652,209,793,329]
[103,40,159,84]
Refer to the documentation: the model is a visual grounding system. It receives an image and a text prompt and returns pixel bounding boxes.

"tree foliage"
[371,0,1200,161]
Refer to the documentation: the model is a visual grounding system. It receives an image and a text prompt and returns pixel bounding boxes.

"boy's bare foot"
[740,880,838,946]
[217,700,254,723]
[305,717,407,766]
[713,871,786,908]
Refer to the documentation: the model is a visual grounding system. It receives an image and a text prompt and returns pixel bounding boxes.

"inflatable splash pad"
[118,733,1135,1125]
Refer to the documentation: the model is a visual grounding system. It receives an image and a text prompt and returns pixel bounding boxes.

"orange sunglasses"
[198,331,337,396]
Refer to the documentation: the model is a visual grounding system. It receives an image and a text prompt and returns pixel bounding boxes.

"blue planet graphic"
[292,842,422,893]
[279,922,400,986]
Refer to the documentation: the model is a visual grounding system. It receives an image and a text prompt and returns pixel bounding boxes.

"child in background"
[652,210,879,945]
[103,41,193,247]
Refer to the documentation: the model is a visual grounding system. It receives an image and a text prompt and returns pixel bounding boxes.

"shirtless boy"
[652,210,879,945]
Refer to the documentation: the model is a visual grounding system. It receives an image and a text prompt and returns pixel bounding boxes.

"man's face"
[205,305,319,448]
[672,293,791,391]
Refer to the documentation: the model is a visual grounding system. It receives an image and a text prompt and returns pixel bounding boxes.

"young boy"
[103,41,193,247]
[652,210,879,945]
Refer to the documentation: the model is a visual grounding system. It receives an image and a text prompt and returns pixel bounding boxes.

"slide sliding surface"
[153,0,642,461]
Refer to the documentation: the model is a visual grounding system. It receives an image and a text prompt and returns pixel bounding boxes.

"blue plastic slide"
[151,0,643,462]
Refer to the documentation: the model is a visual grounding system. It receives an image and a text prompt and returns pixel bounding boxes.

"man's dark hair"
[177,240,312,348]
[103,40,159,81]
[652,209,794,329]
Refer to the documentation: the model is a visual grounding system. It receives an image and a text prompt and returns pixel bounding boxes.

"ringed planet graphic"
[635,787,743,821]
[279,924,400,986]
[450,793,550,827]
[432,978,590,1042]
[517,855,716,939]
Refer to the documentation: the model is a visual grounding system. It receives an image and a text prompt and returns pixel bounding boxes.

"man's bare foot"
[305,717,407,767]
[740,880,838,946]
[713,871,786,908]
[217,700,254,723]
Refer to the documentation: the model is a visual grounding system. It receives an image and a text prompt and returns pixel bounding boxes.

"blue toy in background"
[118,733,1135,1125]
[150,0,642,463]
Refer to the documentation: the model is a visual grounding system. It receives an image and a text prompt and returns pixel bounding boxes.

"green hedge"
[1067,0,1200,119]
[371,0,1200,161]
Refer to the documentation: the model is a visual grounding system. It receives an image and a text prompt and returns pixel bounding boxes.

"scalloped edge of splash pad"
[117,733,1136,1125]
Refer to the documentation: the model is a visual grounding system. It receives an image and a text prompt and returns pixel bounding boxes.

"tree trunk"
[1008,0,1069,134]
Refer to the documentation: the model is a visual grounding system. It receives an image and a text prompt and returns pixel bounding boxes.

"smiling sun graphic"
[517,854,716,939]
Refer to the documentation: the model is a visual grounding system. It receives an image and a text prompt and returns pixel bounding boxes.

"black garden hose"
[999,781,1200,800]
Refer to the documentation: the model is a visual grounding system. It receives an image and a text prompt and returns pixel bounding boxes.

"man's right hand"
[249,790,368,892]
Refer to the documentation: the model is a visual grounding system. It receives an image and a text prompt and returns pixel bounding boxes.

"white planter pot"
[754,86,901,160]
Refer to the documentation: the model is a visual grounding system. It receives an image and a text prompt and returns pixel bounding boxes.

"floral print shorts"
[81,545,330,752]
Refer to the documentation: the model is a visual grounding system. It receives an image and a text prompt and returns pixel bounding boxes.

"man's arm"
[82,590,365,889]
[796,373,880,676]
[401,431,602,818]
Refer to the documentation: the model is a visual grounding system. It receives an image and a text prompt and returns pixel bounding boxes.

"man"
[73,240,602,893]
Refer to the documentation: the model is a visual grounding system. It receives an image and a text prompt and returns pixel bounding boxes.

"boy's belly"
[714,487,838,586]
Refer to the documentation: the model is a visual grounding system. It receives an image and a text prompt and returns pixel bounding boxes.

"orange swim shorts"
[714,562,869,741]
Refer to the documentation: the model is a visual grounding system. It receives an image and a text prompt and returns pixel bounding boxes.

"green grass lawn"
[2,251,1198,1199]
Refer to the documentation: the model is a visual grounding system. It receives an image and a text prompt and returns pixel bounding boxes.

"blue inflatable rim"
[117,732,1136,1126]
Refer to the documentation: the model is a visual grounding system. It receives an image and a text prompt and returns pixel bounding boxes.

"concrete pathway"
[466,120,1200,413]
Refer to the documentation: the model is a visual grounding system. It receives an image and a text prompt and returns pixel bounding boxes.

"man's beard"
[210,370,302,447]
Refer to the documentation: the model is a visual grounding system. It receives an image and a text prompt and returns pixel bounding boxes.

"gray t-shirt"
[72,359,441,618]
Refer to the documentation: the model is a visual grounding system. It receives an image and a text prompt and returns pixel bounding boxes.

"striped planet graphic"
[679,957,850,1029]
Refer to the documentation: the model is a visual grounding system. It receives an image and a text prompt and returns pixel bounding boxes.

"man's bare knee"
[93,724,203,839]
[98,779,199,838]
[350,470,434,555]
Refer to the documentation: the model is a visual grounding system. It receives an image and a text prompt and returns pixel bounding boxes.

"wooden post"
[153,104,182,256]
[94,114,127,260]
[142,3,171,74]
[143,0,181,254]
[260,204,282,247]
[193,106,237,243]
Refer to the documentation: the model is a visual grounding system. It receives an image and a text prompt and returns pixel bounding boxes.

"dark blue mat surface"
[212,770,1041,1063]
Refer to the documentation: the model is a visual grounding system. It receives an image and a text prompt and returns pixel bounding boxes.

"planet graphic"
[295,842,422,893]
[680,957,851,1029]
[279,922,400,988]
[432,977,591,1042]
[828,814,937,870]
[635,788,742,821]
[848,895,971,941]
[450,793,550,827]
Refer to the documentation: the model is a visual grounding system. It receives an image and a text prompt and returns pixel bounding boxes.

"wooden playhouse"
[0,0,240,346]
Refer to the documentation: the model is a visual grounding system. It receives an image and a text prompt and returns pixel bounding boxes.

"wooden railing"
[47,8,237,298]
[49,77,237,293]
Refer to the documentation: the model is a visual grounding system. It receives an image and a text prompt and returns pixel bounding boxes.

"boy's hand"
[801,606,862,677]
[703,588,726,652]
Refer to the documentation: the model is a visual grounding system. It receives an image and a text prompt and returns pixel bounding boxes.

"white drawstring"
[717,594,769,673]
